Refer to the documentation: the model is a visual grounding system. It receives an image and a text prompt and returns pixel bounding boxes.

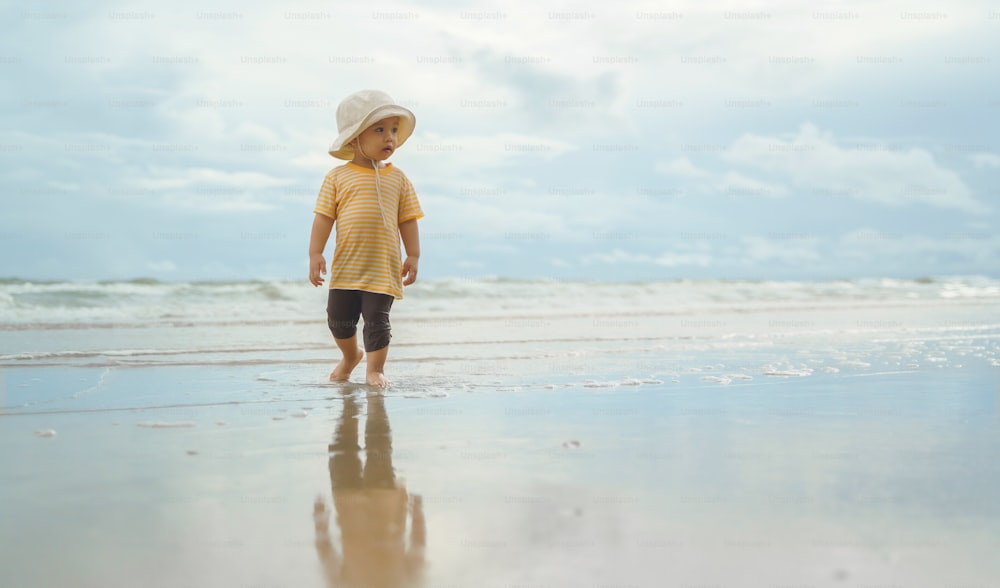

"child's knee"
[327,289,362,340]
[362,318,391,352]
[328,317,358,340]
[360,293,394,351]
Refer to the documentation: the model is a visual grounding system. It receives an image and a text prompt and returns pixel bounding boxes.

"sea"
[3,274,998,413]
[2,275,999,374]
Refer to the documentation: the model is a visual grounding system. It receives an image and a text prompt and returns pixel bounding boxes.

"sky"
[1,0,998,282]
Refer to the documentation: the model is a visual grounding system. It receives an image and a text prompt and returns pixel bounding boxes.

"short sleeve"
[314,172,337,220]
[397,174,424,223]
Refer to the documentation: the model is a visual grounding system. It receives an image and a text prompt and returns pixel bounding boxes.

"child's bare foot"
[366,371,390,388]
[329,348,364,381]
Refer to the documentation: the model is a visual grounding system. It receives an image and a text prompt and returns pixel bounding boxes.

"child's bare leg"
[330,335,364,381]
[365,345,390,388]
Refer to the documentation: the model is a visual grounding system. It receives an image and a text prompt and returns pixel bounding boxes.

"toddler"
[308,90,423,388]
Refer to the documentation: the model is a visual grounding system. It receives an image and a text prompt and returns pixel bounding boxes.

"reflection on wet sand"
[314,391,426,587]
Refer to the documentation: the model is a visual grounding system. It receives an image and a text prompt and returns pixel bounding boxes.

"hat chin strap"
[356,141,391,230]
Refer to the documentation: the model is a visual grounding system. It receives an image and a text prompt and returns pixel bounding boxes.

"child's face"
[352,116,400,162]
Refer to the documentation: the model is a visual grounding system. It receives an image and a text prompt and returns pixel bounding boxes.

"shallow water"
[1,362,998,587]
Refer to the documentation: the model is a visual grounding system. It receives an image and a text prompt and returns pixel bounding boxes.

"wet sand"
[2,367,999,585]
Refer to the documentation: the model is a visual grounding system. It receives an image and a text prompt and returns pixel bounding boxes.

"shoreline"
[2,363,998,586]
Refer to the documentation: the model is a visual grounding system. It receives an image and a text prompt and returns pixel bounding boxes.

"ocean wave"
[0,343,333,363]
[0,276,998,327]
[0,278,314,325]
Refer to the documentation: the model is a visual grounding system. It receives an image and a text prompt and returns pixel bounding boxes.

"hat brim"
[328,105,415,160]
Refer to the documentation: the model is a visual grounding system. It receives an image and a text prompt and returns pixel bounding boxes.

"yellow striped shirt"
[314,163,424,299]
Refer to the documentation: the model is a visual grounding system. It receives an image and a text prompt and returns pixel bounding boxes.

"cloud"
[722,123,987,213]
[656,157,709,178]
[656,160,788,200]
[839,228,1000,261]
[402,130,584,212]
[134,167,292,191]
[122,167,291,211]
[578,229,1000,279]
[739,235,820,264]
[582,248,713,268]
[146,260,177,273]
[716,171,788,199]
[2,0,997,282]
[420,193,569,241]
[970,152,1000,169]
[408,131,578,171]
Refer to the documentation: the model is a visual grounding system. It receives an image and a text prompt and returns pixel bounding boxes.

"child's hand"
[401,255,419,286]
[309,253,327,287]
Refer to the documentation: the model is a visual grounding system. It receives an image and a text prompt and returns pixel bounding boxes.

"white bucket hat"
[328,90,416,160]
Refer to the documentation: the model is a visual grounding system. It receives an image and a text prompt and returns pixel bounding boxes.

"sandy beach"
[2,278,999,587]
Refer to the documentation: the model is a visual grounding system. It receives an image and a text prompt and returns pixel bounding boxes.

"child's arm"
[399,219,420,286]
[309,214,334,287]
[405,494,426,574]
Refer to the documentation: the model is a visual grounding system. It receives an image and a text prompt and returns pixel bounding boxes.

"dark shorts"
[327,289,394,352]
